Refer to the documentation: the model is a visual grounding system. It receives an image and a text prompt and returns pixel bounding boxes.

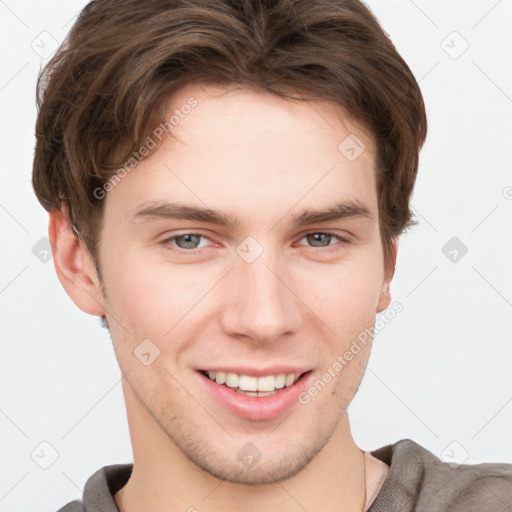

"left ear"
[377,237,398,313]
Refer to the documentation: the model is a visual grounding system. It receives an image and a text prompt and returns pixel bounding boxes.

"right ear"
[48,206,106,317]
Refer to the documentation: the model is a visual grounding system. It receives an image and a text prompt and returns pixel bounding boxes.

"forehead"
[168,81,375,154]
[105,82,379,228]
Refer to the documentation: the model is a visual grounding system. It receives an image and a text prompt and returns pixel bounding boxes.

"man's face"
[95,83,393,484]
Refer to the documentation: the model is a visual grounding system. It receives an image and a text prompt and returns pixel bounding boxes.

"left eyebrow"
[129,199,374,228]
[290,200,374,227]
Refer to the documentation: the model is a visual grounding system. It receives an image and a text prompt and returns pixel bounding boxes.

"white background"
[1,0,511,510]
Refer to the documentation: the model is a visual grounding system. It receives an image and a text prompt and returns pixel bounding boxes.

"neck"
[115,381,368,512]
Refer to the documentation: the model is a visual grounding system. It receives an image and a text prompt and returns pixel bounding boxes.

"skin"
[50,82,397,512]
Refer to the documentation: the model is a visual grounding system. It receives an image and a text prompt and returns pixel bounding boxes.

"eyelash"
[160,231,350,255]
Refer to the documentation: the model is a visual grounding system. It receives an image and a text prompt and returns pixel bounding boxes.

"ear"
[376,237,398,313]
[48,206,106,316]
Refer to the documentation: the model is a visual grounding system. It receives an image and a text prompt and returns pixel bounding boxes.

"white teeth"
[239,375,258,391]
[236,388,277,397]
[204,370,303,391]
[274,373,286,389]
[225,372,239,388]
[257,375,275,391]
[285,373,296,387]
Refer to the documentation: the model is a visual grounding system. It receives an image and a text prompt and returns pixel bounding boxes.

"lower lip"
[196,370,313,421]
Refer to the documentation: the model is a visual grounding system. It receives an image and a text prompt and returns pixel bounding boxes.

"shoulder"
[54,463,132,512]
[56,501,84,512]
[369,439,512,512]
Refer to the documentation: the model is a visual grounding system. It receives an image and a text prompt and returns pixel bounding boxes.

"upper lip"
[198,366,312,377]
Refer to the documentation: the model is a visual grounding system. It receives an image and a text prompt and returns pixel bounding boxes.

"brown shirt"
[56,438,512,511]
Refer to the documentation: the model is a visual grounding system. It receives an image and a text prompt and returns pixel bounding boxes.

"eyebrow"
[130,199,373,228]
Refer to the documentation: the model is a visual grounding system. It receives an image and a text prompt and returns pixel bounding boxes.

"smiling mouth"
[199,370,311,397]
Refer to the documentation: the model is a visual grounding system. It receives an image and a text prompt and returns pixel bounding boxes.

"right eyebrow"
[131,201,240,228]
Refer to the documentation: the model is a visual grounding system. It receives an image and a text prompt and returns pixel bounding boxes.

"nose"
[218,242,304,344]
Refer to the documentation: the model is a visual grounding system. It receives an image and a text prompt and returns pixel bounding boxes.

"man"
[32,0,512,510]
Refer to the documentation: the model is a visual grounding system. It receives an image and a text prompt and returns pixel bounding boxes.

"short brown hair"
[32,0,427,273]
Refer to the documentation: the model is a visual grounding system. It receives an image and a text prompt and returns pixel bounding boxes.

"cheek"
[103,248,212,340]
[298,258,383,326]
